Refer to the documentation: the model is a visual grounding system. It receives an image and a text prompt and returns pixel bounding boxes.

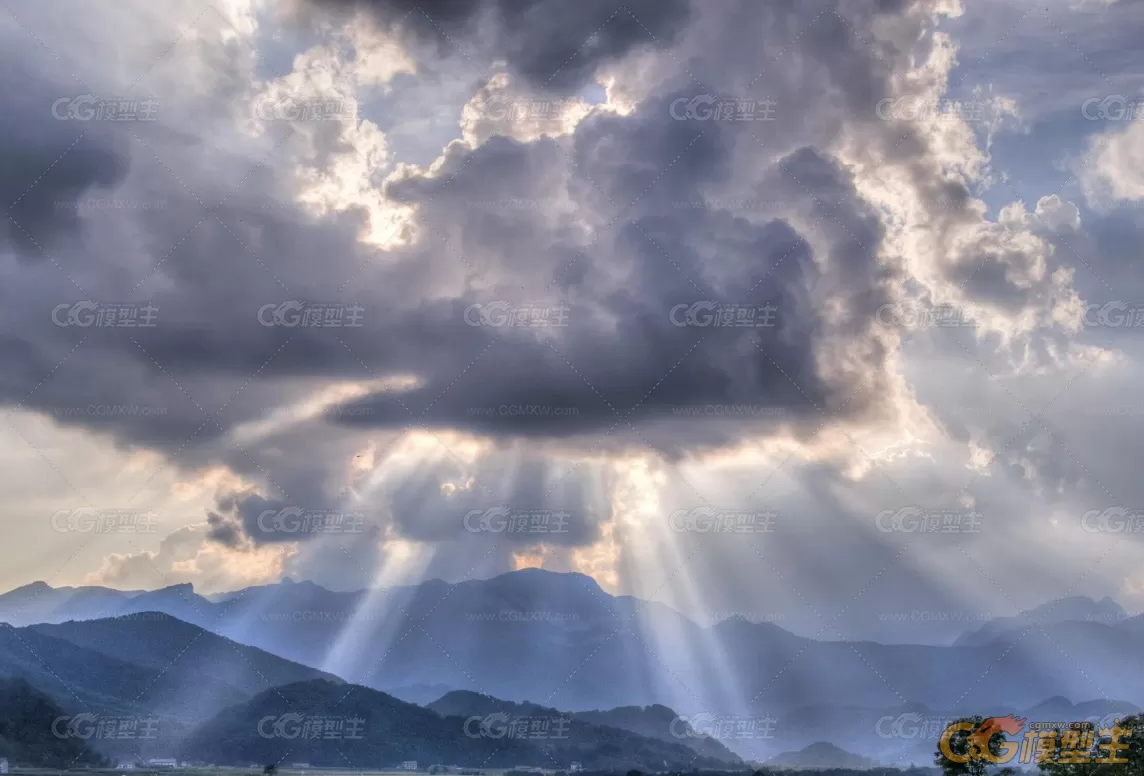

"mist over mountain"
[2,569,1143,766]
[570,703,741,764]
[182,679,732,771]
[0,611,738,770]
[953,596,1128,646]
[426,690,741,767]
[3,571,1142,728]
[0,572,1142,766]
[0,613,337,759]
[766,742,880,770]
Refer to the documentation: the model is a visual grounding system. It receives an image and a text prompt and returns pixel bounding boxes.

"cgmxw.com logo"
[938,716,1134,765]
[52,301,158,328]
[463,507,571,534]
[257,714,365,740]
[53,714,160,740]
[51,507,159,533]
[256,507,366,535]
[670,713,776,740]
[52,95,159,121]
[257,301,365,328]
[1081,507,1144,533]
[463,712,571,740]
[877,713,960,739]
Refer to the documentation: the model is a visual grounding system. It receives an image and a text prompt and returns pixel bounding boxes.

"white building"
[401,761,419,771]
[146,759,178,768]
[0,756,9,774]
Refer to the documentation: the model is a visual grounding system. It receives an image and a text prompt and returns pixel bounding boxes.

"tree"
[263,764,278,776]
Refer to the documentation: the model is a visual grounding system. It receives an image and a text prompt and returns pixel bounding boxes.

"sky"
[2,0,1144,645]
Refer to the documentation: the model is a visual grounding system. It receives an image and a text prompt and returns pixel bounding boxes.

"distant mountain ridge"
[0,581,209,627]
[0,605,1137,767]
[3,574,1143,731]
[954,595,1128,646]
[766,742,880,770]
[0,614,737,771]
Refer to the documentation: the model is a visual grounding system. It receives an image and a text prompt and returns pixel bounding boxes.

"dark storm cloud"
[209,492,302,545]
[1,0,1072,569]
[319,110,896,447]
[206,510,243,548]
[0,51,129,254]
[2,86,900,467]
[295,0,691,91]
[4,0,1141,637]
[0,0,930,533]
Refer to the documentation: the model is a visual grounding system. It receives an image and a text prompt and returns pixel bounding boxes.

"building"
[0,757,9,774]
[115,762,137,770]
[570,764,582,773]
[145,759,178,768]
[400,761,419,771]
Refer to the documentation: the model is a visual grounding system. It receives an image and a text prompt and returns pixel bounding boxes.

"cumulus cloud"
[0,0,1139,640]
[292,0,692,92]
[86,523,296,594]
[1083,122,1144,204]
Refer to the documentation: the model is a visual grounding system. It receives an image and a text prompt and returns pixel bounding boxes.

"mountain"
[0,678,107,767]
[953,596,1127,646]
[0,570,702,711]
[0,581,215,628]
[6,572,1144,742]
[1021,696,1140,726]
[0,613,336,757]
[1105,610,1144,637]
[0,613,726,771]
[427,690,740,768]
[0,618,173,713]
[183,679,727,771]
[573,704,741,764]
[766,742,879,769]
[23,613,340,720]
[387,683,460,705]
[28,612,337,703]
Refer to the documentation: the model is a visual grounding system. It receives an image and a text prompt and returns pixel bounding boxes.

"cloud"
[1035,194,1083,232]
[292,0,692,92]
[86,523,296,594]
[1083,121,1144,204]
[2,0,948,479]
[0,0,1137,639]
